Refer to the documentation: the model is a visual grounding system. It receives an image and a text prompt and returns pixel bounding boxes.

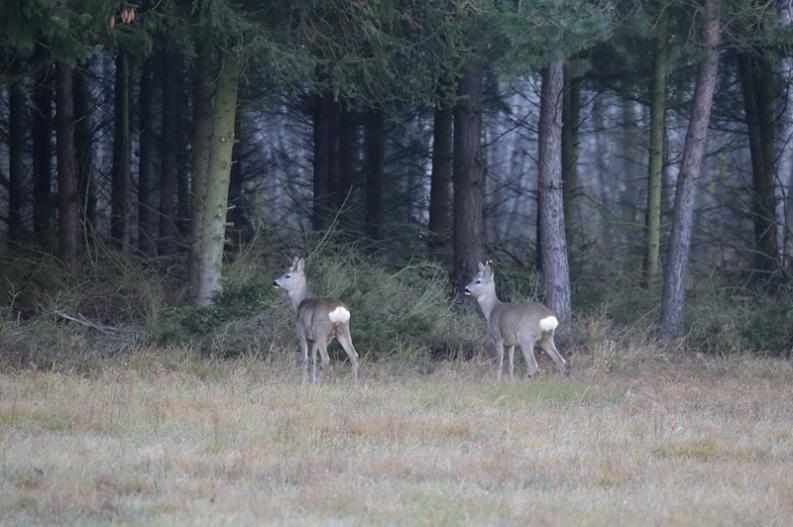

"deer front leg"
[298,331,309,385]
[493,338,505,381]
[508,346,515,381]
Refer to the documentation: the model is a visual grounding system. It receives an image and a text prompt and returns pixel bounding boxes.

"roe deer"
[273,257,359,384]
[464,261,567,380]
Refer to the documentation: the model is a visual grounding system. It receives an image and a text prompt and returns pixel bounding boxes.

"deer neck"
[289,281,308,310]
[476,288,500,323]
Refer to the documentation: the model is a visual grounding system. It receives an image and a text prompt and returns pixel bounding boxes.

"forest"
[1,1,793,524]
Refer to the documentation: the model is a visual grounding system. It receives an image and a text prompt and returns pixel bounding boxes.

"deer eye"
[285,274,291,278]
[476,280,481,284]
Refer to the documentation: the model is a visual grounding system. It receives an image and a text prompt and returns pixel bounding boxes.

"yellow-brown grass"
[1,348,792,526]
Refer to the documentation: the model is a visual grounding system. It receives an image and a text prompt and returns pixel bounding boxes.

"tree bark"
[538,63,572,328]
[8,75,25,241]
[138,57,156,255]
[561,67,580,251]
[195,52,241,306]
[738,53,778,275]
[111,51,131,250]
[453,69,485,289]
[660,0,720,339]
[188,43,216,291]
[429,104,453,261]
[32,68,52,235]
[327,99,340,213]
[55,64,80,266]
[644,21,667,286]
[73,65,96,234]
[312,91,332,230]
[336,104,357,212]
[176,70,190,238]
[365,108,385,240]
[159,47,180,255]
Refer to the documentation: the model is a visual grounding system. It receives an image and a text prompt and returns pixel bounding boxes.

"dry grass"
[1,347,792,526]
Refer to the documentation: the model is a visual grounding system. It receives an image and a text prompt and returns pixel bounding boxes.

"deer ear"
[485,260,494,276]
[296,257,305,271]
[290,256,299,270]
[478,261,486,272]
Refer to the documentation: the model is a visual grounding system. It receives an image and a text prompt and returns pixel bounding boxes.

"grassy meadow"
[1,346,792,526]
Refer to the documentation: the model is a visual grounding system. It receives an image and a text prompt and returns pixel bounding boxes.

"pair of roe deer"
[274,258,567,384]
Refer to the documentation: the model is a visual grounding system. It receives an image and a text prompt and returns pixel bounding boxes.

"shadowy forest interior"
[2,0,792,360]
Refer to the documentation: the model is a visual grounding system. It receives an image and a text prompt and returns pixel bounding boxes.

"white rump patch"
[539,316,558,331]
[328,306,351,323]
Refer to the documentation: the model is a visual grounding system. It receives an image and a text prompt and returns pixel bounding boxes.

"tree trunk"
[195,52,241,306]
[227,111,251,249]
[336,104,357,212]
[32,68,52,235]
[8,75,25,241]
[643,22,667,286]
[538,63,572,329]
[327,99,340,213]
[55,64,80,266]
[159,47,180,255]
[429,104,453,261]
[453,69,485,289]
[111,51,131,250]
[659,0,720,339]
[738,53,778,275]
[365,108,385,240]
[73,65,96,234]
[188,43,215,291]
[138,57,156,255]
[561,67,580,251]
[176,70,190,238]
[312,91,332,230]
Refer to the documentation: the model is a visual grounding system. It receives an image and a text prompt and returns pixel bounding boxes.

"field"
[1,348,792,526]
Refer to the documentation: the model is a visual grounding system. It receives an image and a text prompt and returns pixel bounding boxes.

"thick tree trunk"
[33,68,53,235]
[8,76,25,241]
[365,109,385,240]
[561,67,580,251]
[453,69,485,289]
[312,92,332,230]
[429,104,453,261]
[73,65,96,234]
[644,23,667,286]
[659,0,720,339]
[159,48,180,255]
[111,51,131,250]
[188,43,215,291]
[738,53,778,275]
[336,104,357,212]
[55,64,80,266]
[538,63,572,328]
[138,57,156,255]
[195,52,241,306]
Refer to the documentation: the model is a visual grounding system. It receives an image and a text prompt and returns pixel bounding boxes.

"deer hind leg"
[311,342,321,384]
[508,346,515,381]
[298,331,309,385]
[518,336,539,379]
[540,332,567,376]
[493,339,505,381]
[336,324,359,384]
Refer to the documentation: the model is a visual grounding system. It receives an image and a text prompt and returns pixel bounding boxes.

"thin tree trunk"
[73,65,96,234]
[429,104,453,261]
[336,104,357,212]
[111,51,131,250]
[55,64,80,266]
[644,21,667,286]
[176,70,190,237]
[159,47,180,255]
[538,63,572,329]
[227,111,250,249]
[312,91,332,230]
[561,67,580,251]
[327,99,340,213]
[659,0,720,339]
[195,52,241,306]
[8,75,25,241]
[738,53,778,275]
[138,57,156,255]
[365,108,385,240]
[453,69,485,289]
[189,43,215,291]
[32,67,52,235]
